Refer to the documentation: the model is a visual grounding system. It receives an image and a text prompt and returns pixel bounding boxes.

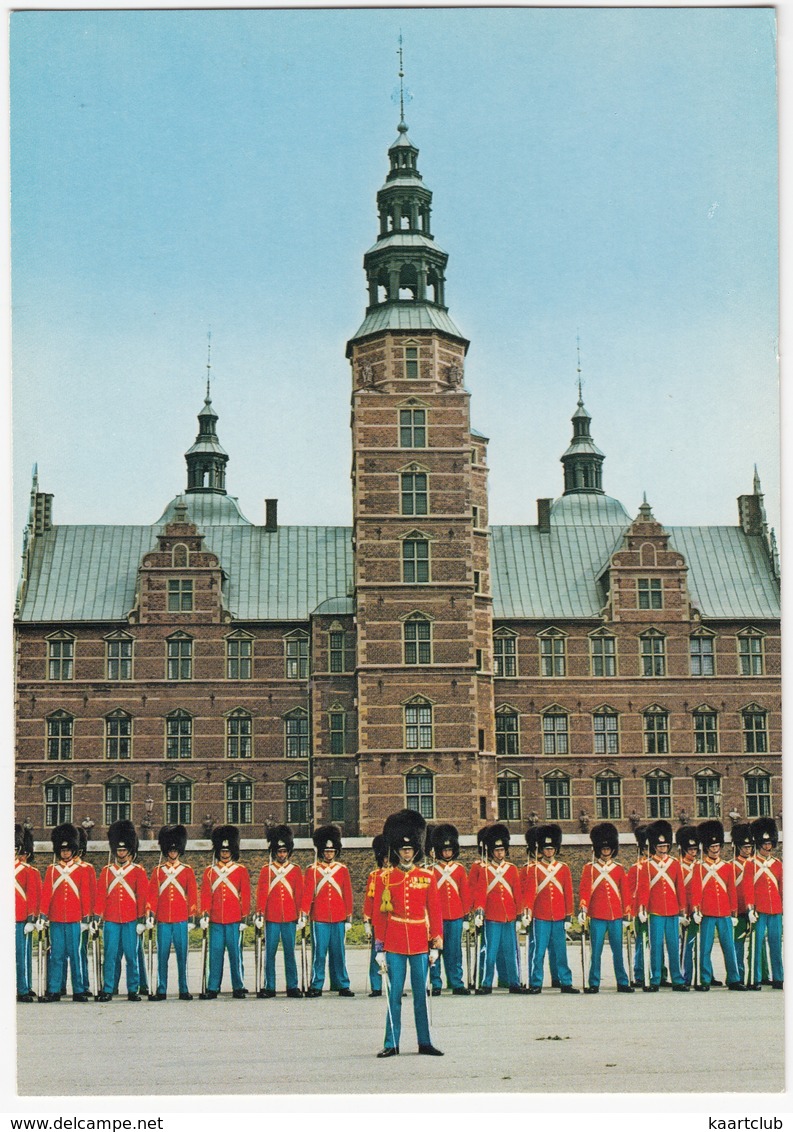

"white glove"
[429,948,439,966]
[364,921,372,939]
[345,920,353,935]
[731,916,739,927]
[461,919,470,935]
[297,914,307,932]
[376,952,387,974]
[146,913,155,929]
[638,909,648,924]
[692,910,702,925]
[136,918,146,936]
[564,918,572,930]
[238,921,246,934]
[577,910,587,927]
[474,911,483,928]
[748,908,759,925]
[200,914,209,930]
[521,913,531,930]
[254,915,264,930]
[23,917,35,934]
[36,916,48,931]
[680,915,690,928]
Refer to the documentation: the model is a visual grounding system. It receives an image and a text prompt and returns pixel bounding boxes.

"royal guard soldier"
[300,824,354,998]
[746,817,783,990]
[363,834,388,997]
[428,824,470,996]
[635,819,689,991]
[199,825,251,999]
[578,822,633,993]
[469,825,511,988]
[146,824,197,1001]
[520,825,560,989]
[255,825,303,999]
[694,820,744,991]
[470,823,528,995]
[730,822,755,983]
[95,820,148,1002]
[522,823,578,994]
[627,824,650,988]
[71,826,98,999]
[676,825,701,987]
[39,823,93,1002]
[372,809,444,1058]
[15,824,41,1002]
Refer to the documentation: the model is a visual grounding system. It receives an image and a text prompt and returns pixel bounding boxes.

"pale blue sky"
[11,7,779,554]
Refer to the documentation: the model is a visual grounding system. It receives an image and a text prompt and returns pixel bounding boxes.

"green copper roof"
[157,494,252,526]
[550,493,630,525]
[350,305,466,342]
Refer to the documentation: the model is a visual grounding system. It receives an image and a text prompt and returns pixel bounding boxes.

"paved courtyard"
[15,945,784,1097]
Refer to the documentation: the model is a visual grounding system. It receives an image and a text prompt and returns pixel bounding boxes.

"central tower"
[347,107,496,832]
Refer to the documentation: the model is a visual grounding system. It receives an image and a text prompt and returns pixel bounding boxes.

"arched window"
[172,544,189,568]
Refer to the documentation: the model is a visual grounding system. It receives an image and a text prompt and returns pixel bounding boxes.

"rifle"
[464,917,473,988]
[147,919,155,997]
[580,915,588,987]
[300,922,309,993]
[37,921,50,1001]
[200,923,208,997]
[254,919,263,996]
[90,919,102,998]
[625,918,633,981]
[745,915,755,987]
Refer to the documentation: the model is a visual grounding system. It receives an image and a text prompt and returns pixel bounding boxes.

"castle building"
[14,114,781,841]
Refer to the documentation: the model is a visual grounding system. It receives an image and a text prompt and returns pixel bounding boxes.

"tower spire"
[560,354,605,496]
[206,329,212,401]
[185,343,229,495]
[397,32,406,129]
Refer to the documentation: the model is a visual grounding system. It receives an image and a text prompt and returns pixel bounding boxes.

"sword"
[91,919,102,998]
[37,921,49,1001]
[254,920,262,996]
[746,917,755,987]
[300,923,308,993]
[642,915,650,990]
[625,919,633,982]
[147,920,155,997]
[464,919,472,988]
[200,924,208,997]
[580,916,587,987]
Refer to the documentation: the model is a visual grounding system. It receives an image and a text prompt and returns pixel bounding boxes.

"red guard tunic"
[579,860,631,920]
[746,855,783,915]
[363,867,382,924]
[300,860,353,923]
[679,857,702,915]
[432,860,470,921]
[256,861,303,922]
[147,861,198,922]
[96,861,148,923]
[627,860,645,914]
[15,859,41,922]
[471,859,523,922]
[522,859,573,921]
[636,855,686,915]
[695,857,737,918]
[372,865,442,954]
[732,856,753,915]
[41,859,94,922]
[201,861,251,923]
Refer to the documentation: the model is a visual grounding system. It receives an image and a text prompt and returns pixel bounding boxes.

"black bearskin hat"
[268,824,294,857]
[647,820,673,853]
[731,822,753,852]
[158,824,187,856]
[15,824,34,860]
[383,808,426,865]
[591,822,619,858]
[634,824,650,853]
[52,823,80,857]
[476,825,490,856]
[698,820,725,849]
[676,825,699,855]
[432,823,460,859]
[371,834,388,868]
[212,824,240,860]
[525,825,539,856]
[536,823,562,853]
[751,817,778,849]
[483,823,511,856]
[312,824,342,855]
[108,819,138,858]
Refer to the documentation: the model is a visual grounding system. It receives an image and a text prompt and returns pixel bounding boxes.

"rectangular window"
[695,775,721,819]
[107,638,133,680]
[165,781,192,825]
[226,779,253,825]
[593,713,619,754]
[404,619,431,665]
[403,540,429,583]
[406,772,434,818]
[645,775,671,819]
[543,713,568,755]
[405,703,433,750]
[641,635,666,677]
[47,715,73,761]
[690,636,715,676]
[167,579,194,612]
[105,715,131,760]
[329,779,346,823]
[404,346,419,379]
[494,636,517,677]
[544,776,570,821]
[644,712,669,755]
[226,714,252,759]
[286,715,309,758]
[399,408,426,448]
[227,637,252,680]
[591,635,616,677]
[104,780,131,825]
[739,635,764,676]
[595,777,622,820]
[474,571,481,594]
[638,578,663,609]
[495,712,519,755]
[166,715,192,760]
[286,778,309,824]
[47,638,74,681]
[329,631,352,673]
[745,774,771,818]
[497,777,521,821]
[743,711,768,754]
[45,781,72,827]
[329,712,345,755]
[286,636,309,679]
[401,471,428,516]
[694,711,718,754]
[167,638,193,680]
[541,636,566,677]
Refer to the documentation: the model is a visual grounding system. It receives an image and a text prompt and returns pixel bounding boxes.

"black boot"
[418,1044,444,1056]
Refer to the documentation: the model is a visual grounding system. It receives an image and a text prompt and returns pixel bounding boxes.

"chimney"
[537,498,551,533]
[738,493,763,536]
[33,492,53,535]
[265,498,278,532]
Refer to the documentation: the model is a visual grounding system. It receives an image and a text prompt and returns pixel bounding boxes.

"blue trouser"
[682,921,698,984]
[103,921,139,995]
[700,915,740,986]
[384,951,432,1051]
[265,920,298,991]
[754,913,783,984]
[16,922,33,994]
[368,937,382,992]
[156,921,190,995]
[113,934,148,993]
[633,917,646,983]
[734,914,749,981]
[527,919,559,983]
[530,918,573,988]
[430,918,465,990]
[588,918,630,988]
[480,920,520,988]
[208,922,245,992]
[310,921,350,991]
[48,921,86,995]
[648,914,684,986]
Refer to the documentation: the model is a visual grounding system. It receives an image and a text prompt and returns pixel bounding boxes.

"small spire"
[397,33,407,131]
[638,493,654,521]
[576,334,583,404]
[753,464,762,495]
[205,330,212,402]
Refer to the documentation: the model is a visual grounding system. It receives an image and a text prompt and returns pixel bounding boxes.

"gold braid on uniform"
[380,866,394,913]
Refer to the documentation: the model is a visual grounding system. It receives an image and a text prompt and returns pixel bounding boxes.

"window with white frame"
[106,634,133,680]
[105,711,132,760]
[542,711,568,755]
[329,710,346,755]
[285,710,309,758]
[690,633,715,676]
[167,578,193,612]
[744,770,771,818]
[166,633,193,681]
[593,709,619,755]
[497,772,522,821]
[47,634,74,681]
[643,707,669,754]
[285,632,309,679]
[405,700,433,750]
[45,776,72,827]
[738,630,764,676]
[493,632,517,677]
[693,709,718,754]
[286,775,309,824]
[166,711,192,759]
[226,634,253,680]
[640,630,666,676]
[543,772,571,821]
[226,775,253,824]
[329,627,353,673]
[495,708,519,755]
[645,770,672,819]
[595,771,622,819]
[403,615,432,664]
[539,630,566,676]
[104,777,131,825]
[742,706,768,753]
[694,770,721,818]
[403,538,430,583]
[165,777,192,825]
[399,407,426,448]
[590,632,616,677]
[401,471,428,516]
[406,767,434,819]
[226,709,252,759]
[638,578,663,609]
[329,779,346,823]
[47,711,74,761]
